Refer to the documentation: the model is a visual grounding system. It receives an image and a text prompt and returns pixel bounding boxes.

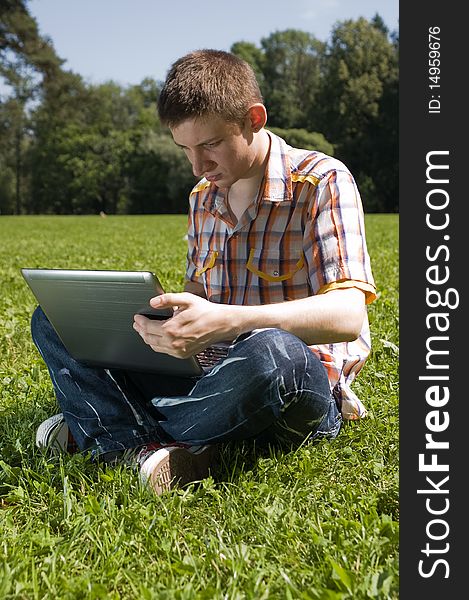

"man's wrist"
[225,303,282,339]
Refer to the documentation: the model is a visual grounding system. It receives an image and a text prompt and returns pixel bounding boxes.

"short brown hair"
[157,49,263,128]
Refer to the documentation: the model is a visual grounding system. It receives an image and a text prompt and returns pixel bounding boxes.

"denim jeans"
[31,306,341,458]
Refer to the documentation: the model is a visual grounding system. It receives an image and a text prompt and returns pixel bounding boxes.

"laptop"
[21,268,229,376]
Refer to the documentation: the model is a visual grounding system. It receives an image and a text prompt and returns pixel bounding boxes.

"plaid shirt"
[186,131,376,419]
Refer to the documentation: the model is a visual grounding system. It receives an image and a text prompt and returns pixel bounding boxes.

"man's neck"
[227,129,270,217]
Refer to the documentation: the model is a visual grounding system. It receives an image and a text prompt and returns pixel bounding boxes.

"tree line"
[1,1,398,215]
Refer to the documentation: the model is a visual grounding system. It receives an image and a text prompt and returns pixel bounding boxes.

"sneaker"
[36,413,79,454]
[138,443,217,495]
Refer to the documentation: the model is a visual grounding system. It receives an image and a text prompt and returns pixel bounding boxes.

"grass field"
[0,214,399,599]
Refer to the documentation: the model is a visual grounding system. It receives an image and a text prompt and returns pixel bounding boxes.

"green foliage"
[267,127,334,155]
[317,18,399,212]
[28,77,167,214]
[126,132,197,214]
[1,5,398,214]
[0,0,64,215]
[260,30,324,129]
[233,20,398,213]
[230,41,266,90]
[0,214,398,599]
[0,0,63,86]
[28,76,194,214]
[0,144,16,214]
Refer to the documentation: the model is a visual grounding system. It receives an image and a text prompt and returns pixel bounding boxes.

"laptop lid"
[21,268,204,376]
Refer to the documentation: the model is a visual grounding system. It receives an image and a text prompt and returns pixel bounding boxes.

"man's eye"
[204,142,220,149]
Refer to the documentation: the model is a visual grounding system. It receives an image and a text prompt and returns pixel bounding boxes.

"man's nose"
[191,151,214,177]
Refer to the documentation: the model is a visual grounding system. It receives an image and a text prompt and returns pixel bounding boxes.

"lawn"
[0,214,399,599]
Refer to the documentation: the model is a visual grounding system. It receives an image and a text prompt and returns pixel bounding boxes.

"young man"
[33,50,376,495]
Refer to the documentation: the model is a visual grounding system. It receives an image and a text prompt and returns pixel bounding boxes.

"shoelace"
[115,442,162,467]
[117,441,202,468]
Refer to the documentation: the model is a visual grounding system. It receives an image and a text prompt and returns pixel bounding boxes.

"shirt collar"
[260,130,293,203]
[201,129,293,214]
[198,181,224,215]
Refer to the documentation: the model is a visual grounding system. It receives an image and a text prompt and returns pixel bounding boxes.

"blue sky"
[27,0,399,86]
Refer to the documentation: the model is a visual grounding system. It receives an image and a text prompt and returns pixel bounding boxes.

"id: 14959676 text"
[428,26,441,114]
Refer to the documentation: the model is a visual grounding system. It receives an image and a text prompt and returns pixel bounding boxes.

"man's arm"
[133,287,366,358]
[228,287,366,345]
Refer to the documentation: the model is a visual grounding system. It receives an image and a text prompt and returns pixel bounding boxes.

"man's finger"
[149,292,193,309]
[135,327,163,346]
[133,314,164,330]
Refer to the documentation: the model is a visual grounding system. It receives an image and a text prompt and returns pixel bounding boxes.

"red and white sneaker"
[36,413,79,454]
[36,415,217,494]
[137,442,218,495]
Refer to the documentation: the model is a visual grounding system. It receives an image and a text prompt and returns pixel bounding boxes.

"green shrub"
[267,127,334,155]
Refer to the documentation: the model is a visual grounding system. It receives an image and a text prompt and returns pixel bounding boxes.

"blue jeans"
[31,306,341,458]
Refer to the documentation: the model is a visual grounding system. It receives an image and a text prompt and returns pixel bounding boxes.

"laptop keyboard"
[196,345,230,369]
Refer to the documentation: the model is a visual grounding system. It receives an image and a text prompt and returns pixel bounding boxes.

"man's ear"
[247,104,267,132]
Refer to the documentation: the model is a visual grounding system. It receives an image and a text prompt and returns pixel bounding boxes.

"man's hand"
[133,292,236,358]
[133,287,367,358]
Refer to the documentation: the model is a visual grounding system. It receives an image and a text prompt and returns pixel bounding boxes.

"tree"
[1,9,398,215]
[1,0,63,86]
[232,30,324,130]
[259,30,324,129]
[267,127,334,155]
[317,17,398,211]
[1,0,63,213]
[230,41,265,92]
[0,96,25,213]
[126,132,196,214]
[29,77,164,214]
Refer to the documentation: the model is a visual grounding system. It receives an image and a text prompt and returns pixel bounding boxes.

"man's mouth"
[205,173,222,182]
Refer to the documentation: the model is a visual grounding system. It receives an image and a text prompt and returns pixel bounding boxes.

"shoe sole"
[141,445,217,495]
[36,414,69,453]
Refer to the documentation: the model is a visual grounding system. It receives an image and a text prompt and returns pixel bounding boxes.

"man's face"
[170,115,260,189]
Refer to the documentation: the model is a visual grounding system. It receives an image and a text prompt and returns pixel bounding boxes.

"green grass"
[0,214,399,599]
